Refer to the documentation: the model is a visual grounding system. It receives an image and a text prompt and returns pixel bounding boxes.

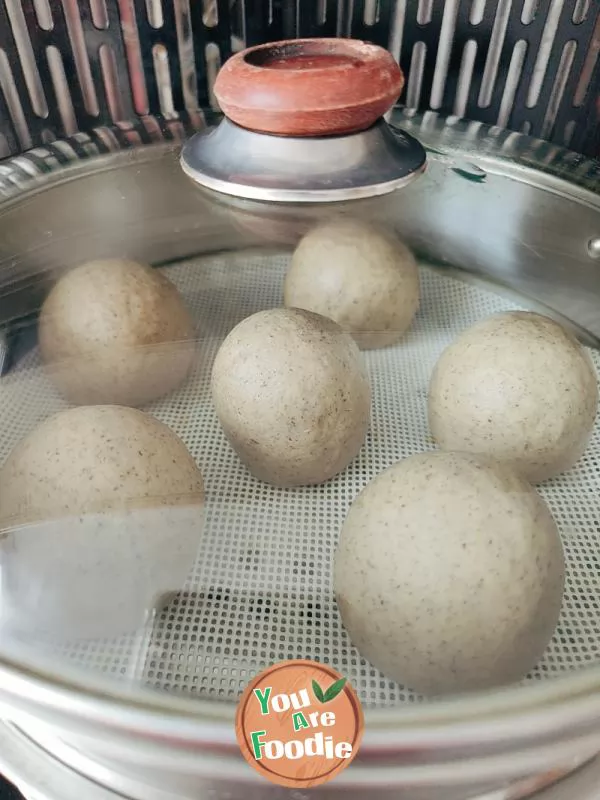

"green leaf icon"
[312,679,325,703]
[323,677,347,703]
[312,677,347,704]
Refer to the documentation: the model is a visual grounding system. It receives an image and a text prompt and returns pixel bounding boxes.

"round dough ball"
[428,311,598,483]
[0,406,204,639]
[0,405,204,523]
[334,451,565,696]
[211,307,371,486]
[39,258,196,407]
[284,218,419,350]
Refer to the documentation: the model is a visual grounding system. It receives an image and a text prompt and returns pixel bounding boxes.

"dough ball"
[211,307,371,486]
[334,451,565,696]
[0,405,204,522]
[428,312,598,483]
[284,218,419,350]
[39,258,196,407]
[0,405,204,639]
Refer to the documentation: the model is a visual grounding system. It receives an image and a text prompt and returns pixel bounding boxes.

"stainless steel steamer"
[0,3,600,800]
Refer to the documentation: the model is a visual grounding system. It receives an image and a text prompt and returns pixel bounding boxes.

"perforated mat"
[2,250,600,707]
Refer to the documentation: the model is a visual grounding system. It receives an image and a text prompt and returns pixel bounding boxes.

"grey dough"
[284,218,420,350]
[0,405,204,639]
[39,258,196,407]
[0,404,204,524]
[211,307,371,487]
[428,311,598,483]
[334,451,565,696]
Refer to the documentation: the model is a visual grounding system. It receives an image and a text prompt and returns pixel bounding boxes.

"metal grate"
[2,252,600,706]
[0,1,599,160]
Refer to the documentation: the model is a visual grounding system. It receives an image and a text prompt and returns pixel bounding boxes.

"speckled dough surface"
[211,307,371,486]
[428,311,598,484]
[1,251,600,706]
[39,259,196,407]
[284,219,420,350]
[0,405,204,640]
[334,451,565,695]
[0,405,204,524]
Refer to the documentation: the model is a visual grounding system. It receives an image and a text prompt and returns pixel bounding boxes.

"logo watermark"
[236,659,364,788]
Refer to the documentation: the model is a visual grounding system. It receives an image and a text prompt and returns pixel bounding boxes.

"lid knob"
[214,38,404,137]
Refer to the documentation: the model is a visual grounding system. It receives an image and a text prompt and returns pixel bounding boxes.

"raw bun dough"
[211,307,371,486]
[39,258,195,407]
[0,405,204,521]
[284,218,419,350]
[428,311,598,483]
[334,451,565,696]
[0,405,204,639]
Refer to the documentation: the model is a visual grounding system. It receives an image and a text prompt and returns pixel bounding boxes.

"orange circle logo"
[236,659,364,788]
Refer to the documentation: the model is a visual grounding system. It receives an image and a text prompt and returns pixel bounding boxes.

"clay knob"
[214,38,404,137]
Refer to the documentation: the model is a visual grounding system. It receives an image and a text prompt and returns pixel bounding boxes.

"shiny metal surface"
[179,117,427,201]
[0,112,599,799]
[587,237,600,259]
[0,720,596,800]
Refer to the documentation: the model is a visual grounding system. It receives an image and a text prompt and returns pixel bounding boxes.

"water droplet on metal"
[587,237,600,259]
[451,162,487,182]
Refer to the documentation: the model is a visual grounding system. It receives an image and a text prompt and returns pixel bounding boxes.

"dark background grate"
[0,1,599,159]
[0,776,22,800]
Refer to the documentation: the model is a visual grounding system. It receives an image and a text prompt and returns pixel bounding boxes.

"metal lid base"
[179,117,427,202]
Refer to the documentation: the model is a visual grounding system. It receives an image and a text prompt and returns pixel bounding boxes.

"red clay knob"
[214,38,404,137]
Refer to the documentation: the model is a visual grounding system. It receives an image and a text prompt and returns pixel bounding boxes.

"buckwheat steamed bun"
[284,218,419,350]
[39,258,195,407]
[211,307,371,486]
[334,451,565,696]
[0,405,204,639]
[428,311,598,483]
